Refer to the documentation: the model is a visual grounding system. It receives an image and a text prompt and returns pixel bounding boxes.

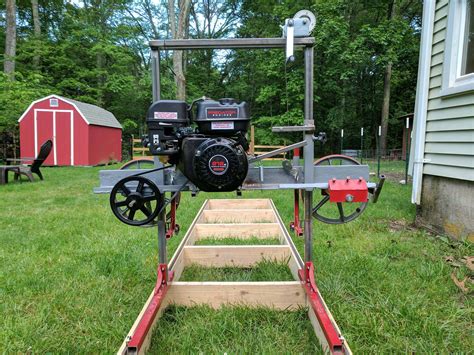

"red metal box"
[328,178,368,203]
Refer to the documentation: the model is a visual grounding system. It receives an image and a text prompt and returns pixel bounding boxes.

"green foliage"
[1,0,421,149]
[0,72,52,132]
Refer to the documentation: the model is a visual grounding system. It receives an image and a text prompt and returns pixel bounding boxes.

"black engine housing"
[178,136,248,192]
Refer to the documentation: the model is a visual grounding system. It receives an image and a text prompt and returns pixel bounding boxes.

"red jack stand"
[290,189,304,236]
[166,195,180,239]
[299,262,344,354]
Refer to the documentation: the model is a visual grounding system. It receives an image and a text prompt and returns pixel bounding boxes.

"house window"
[441,0,474,96]
[461,1,473,75]
[50,98,59,107]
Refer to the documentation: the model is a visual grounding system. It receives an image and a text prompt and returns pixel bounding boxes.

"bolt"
[345,194,354,202]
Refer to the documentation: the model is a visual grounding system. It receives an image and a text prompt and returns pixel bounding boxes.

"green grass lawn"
[0,163,472,353]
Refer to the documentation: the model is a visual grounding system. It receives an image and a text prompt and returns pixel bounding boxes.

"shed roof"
[58,96,122,129]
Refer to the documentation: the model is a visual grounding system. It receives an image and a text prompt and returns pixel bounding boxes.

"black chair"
[8,140,53,182]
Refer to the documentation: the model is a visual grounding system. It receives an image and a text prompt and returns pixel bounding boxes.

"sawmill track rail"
[118,199,351,354]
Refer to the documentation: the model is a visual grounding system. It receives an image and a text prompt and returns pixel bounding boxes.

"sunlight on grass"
[149,305,322,354]
[180,260,294,282]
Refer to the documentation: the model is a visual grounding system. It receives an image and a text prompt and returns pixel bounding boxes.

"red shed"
[18,95,122,166]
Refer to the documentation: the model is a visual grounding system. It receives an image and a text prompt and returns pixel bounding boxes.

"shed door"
[55,111,73,166]
[35,109,74,165]
[36,110,55,165]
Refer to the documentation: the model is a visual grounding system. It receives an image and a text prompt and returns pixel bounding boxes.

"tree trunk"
[144,0,159,39]
[380,0,396,151]
[380,62,392,151]
[96,50,105,105]
[168,0,176,38]
[168,0,191,100]
[4,0,17,80]
[31,0,41,68]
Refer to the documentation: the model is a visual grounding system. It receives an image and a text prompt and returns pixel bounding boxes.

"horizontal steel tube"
[149,37,315,50]
[272,125,315,133]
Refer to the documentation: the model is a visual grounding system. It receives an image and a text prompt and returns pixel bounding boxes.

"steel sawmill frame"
[95,35,384,354]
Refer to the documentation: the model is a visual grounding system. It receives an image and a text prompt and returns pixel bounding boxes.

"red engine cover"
[328,178,368,203]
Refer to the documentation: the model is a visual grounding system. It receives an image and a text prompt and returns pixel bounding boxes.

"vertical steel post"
[303,46,314,182]
[151,49,166,274]
[360,127,364,164]
[151,49,161,101]
[303,45,314,263]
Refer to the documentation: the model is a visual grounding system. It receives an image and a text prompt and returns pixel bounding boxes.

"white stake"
[361,127,364,136]
[378,125,381,136]
[406,117,410,129]
[341,129,344,138]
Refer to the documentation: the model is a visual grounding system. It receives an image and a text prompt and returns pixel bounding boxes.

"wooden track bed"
[118,199,351,354]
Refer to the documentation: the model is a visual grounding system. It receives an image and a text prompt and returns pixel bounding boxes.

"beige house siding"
[425,0,474,182]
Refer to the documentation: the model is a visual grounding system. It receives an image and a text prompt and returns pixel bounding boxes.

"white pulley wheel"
[294,10,316,32]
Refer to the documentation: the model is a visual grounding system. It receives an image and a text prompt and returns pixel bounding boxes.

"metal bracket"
[285,19,295,63]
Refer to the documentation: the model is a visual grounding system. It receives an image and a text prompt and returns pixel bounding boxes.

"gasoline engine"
[145,97,250,192]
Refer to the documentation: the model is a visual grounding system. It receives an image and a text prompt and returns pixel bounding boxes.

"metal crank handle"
[371,175,385,203]
[313,132,327,144]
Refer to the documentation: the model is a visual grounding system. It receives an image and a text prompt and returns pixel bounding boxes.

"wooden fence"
[130,135,151,160]
[248,125,287,160]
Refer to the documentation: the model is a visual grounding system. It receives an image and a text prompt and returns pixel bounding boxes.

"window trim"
[441,0,474,97]
[50,98,59,107]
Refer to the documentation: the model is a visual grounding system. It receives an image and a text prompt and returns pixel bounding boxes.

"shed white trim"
[18,94,122,129]
[18,95,90,126]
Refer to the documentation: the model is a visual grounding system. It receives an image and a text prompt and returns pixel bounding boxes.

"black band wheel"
[312,154,368,224]
[110,176,162,226]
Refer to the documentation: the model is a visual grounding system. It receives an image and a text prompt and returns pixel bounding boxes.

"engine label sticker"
[154,111,178,119]
[209,154,229,175]
[206,107,238,118]
[211,121,234,130]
